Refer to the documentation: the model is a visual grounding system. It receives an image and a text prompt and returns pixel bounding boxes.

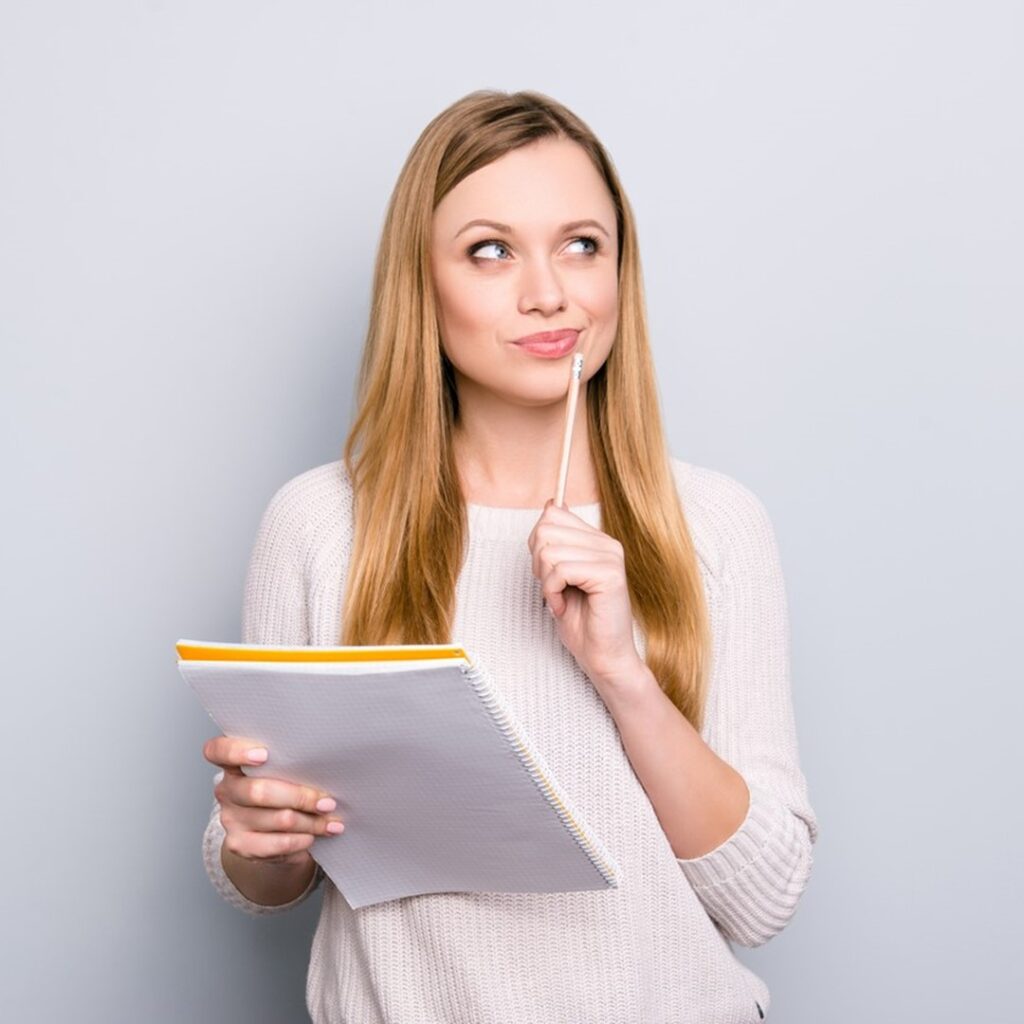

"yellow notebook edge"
[176,639,471,664]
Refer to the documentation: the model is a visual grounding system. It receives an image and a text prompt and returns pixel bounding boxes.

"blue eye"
[468,240,510,261]
[568,235,600,254]
[467,235,601,262]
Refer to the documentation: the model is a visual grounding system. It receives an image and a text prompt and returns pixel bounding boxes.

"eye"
[467,239,510,261]
[467,235,602,262]
[567,235,601,255]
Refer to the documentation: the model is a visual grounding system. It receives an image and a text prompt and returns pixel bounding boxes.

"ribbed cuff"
[202,801,323,917]
[675,780,782,890]
[676,781,814,947]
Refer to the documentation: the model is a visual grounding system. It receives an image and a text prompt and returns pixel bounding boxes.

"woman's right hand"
[203,735,345,867]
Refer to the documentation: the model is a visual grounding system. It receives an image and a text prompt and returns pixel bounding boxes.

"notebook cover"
[179,642,620,908]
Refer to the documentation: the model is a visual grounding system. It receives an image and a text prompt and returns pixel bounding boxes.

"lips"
[510,329,580,358]
[516,329,581,346]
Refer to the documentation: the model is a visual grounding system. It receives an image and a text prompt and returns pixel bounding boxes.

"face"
[430,136,619,408]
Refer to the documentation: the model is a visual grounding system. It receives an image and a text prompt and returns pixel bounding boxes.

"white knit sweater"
[202,456,819,1023]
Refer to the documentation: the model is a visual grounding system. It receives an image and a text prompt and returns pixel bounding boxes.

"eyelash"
[467,234,602,262]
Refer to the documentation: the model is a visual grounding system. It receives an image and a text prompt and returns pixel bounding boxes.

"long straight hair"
[341,90,712,731]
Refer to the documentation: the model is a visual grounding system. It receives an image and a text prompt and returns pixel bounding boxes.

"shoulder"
[263,459,353,517]
[667,456,780,580]
[254,460,354,573]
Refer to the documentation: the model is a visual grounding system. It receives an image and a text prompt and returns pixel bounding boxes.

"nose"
[517,257,567,316]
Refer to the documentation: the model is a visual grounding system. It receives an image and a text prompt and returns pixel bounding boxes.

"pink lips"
[511,329,579,358]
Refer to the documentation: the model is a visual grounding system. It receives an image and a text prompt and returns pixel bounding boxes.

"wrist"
[221,844,317,906]
[592,658,658,703]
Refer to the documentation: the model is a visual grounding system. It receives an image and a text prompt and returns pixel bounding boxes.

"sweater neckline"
[466,500,602,540]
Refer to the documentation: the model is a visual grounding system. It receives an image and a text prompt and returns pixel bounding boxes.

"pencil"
[554,353,584,508]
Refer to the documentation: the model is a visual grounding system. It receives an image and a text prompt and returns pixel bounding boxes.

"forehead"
[433,137,614,233]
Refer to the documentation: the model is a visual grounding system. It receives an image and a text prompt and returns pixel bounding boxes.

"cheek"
[599,281,619,322]
[571,271,618,369]
[580,270,619,337]
[575,260,618,310]
[435,270,502,341]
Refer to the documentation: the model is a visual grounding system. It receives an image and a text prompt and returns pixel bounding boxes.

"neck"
[452,378,599,508]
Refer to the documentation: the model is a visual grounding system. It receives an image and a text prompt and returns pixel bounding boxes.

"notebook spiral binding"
[459,661,620,889]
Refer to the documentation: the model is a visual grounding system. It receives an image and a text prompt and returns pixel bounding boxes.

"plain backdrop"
[2,2,1020,1021]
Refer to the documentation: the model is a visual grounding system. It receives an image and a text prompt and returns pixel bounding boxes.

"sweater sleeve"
[201,476,325,916]
[675,474,819,948]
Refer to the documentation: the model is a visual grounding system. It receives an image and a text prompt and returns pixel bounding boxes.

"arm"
[203,783,322,914]
[674,476,818,945]
[201,477,326,915]
[599,671,753,861]
[602,475,819,947]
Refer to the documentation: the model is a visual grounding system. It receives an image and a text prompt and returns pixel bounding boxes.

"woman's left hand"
[527,499,645,689]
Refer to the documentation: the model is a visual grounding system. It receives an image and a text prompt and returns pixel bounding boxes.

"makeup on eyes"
[467,235,602,261]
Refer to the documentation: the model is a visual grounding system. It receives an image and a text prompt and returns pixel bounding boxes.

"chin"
[506,382,577,407]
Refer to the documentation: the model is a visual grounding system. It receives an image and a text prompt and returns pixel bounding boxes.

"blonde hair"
[341,89,712,731]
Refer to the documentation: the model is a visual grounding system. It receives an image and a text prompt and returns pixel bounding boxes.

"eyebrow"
[453,218,612,241]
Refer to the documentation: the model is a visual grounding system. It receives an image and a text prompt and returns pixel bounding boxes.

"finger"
[532,540,610,573]
[542,560,620,613]
[542,500,601,528]
[203,735,270,770]
[529,503,592,548]
[539,555,571,615]
[223,828,317,862]
[540,562,570,615]
[220,772,334,815]
[528,522,617,562]
[533,544,611,584]
[530,525,601,556]
[229,805,345,836]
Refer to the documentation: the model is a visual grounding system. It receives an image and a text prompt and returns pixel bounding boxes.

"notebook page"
[181,658,618,909]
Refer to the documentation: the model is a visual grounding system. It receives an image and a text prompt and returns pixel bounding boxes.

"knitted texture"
[201,457,818,1023]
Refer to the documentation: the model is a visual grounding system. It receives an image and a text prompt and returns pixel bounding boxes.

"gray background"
[2,1,1020,1021]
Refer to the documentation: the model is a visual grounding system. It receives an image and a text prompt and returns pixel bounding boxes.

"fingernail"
[326,820,344,835]
[316,797,337,813]
[246,748,268,763]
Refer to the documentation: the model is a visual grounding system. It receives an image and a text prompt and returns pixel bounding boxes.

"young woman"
[201,89,819,1023]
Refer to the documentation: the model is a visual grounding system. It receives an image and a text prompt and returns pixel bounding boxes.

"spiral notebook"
[177,639,620,909]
